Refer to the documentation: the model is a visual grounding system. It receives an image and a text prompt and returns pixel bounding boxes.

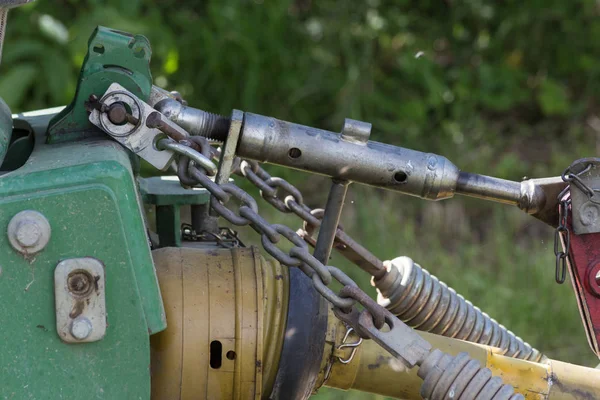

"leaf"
[537,79,570,116]
[41,49,74,105]
[0,63,38,110]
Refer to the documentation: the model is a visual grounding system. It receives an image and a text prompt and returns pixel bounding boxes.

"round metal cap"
[7,210,51,255]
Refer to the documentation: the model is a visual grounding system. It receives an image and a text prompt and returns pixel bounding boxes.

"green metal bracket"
[139,176,210,247]
[47,26,153,143]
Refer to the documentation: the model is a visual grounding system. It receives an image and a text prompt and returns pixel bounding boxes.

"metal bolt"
[67,271,94,297]
[15,220,41,247]
[7,210,51,254]
[71,317,93,340]
[107,102,128,125]
[580,202,600,227]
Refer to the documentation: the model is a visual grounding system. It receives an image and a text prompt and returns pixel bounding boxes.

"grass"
[232,172,597,400]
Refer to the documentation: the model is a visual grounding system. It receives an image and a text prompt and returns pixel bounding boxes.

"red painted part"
[566,203,600,356]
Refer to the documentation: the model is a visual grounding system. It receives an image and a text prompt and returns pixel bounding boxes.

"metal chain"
[235,159,387,279]
[177,146,387,336]
[553,163,594,284]
[554,198,571,284]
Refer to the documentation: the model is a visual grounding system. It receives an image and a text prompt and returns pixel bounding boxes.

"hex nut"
[71,317,93,340]
[7,210,51,255]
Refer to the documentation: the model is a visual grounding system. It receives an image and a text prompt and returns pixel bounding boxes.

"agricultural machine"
[1,1,600,399]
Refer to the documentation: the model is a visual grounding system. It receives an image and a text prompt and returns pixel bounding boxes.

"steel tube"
[456,171,522,205]
[313,180,349,263]
[237,113,460,200]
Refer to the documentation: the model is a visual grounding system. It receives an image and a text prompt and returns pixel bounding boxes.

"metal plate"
[54,257,107,343]
[89,82,176,171]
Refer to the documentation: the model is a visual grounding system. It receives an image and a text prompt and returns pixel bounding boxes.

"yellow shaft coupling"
[323,317,600,400]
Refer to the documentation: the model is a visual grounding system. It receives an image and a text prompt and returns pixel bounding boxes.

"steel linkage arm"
[153,97,567,228]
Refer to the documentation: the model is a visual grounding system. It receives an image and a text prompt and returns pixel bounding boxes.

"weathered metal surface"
[566,158,600,234]
[154,97,231,141]
[47,26,153,142]
[340,118,371,145]
[156,138,216,175]
[138,175,210,206]
[150,246,289,399]
[54,257,106,343]
[88,83,176,170]
[0,109,165,398]
[313,179,349,264]
[324,325,600,400]
[565,210,600,356]
[215,109,243,186]
[236,112,460,199]
[7,209,51,255]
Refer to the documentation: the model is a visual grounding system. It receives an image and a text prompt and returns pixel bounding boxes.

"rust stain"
[69,300,85,319]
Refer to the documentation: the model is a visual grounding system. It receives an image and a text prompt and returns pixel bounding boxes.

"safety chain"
[554,198,571,284]
[231,159,387,279]
[176,142,388,338]
[554,163,594,284]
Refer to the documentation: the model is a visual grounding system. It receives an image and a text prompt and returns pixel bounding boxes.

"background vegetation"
[5,1,600,398]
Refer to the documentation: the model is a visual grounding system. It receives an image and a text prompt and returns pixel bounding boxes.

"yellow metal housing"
[150,246,288,400]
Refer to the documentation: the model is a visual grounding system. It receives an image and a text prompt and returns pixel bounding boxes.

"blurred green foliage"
[4,1,600,399]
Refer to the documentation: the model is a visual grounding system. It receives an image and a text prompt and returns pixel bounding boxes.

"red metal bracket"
[566,207,600,356]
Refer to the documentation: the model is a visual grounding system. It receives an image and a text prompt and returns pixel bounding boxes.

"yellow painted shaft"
[324,320,600,400]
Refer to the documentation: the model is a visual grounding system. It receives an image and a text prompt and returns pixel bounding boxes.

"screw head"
[71,317,93,340]
[67,271,94,297]
[15,220,41,247]
[7,210,51,255]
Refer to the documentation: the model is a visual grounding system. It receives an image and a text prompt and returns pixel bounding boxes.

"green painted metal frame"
[139,176,211,247]
[0,109,165,399]
[47,26,153,143]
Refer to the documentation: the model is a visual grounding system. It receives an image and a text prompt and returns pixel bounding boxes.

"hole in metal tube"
[226,350,236,360]
[288,148,302,159]
[393,171,408,183]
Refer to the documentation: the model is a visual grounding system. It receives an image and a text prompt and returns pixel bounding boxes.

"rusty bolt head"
[71,317,93,340]
[67,270,94,297]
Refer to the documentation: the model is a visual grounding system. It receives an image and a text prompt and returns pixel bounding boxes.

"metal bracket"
[47,26,153,142]
[568,158,600,234]
[333,307,432,369]
[340,118,371,145]
[89,82,181,171]
[54,258,107,343]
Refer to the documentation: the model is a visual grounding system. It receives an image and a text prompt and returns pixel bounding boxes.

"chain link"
[175,139,387,338]
[553,163,595,284]
[554,198,571,284]
[235,158,386,278]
